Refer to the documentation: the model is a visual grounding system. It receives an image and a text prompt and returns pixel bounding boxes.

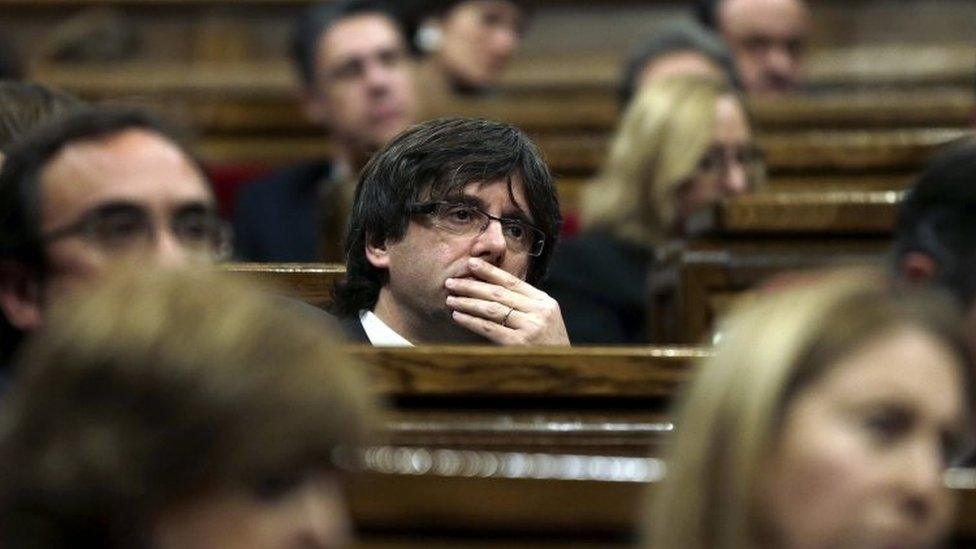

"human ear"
[364,236,390,269]
[899,251,939,287]
[0,261,43,331]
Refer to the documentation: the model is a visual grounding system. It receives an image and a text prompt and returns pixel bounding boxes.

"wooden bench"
[349,463,976,545]
[221,262,344,309]
[652,190,899,343]
[342,345,976,546]
[350,345,701,457]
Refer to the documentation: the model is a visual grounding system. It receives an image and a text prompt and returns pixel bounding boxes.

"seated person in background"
[0,266,374,548]
[0,81,83,162]
[407,0,526,103]
[695,0,810,95]
[234,0,419,262]
[0,108,227,368]
[619,19,738,108]
[893,140,976,340]
[650,268,975,549]
[331,117,568,346]
[543,76,763,344]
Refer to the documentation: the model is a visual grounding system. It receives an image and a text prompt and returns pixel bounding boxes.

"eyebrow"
[449,194,534,225]
[72,199,216,223]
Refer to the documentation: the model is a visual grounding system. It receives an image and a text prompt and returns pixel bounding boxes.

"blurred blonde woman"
[544,75,763,344]
[650,268,976,549]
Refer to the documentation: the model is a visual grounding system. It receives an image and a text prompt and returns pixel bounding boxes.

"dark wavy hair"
[331,117,561,316]
[292,0,404,87]
[694,0,723,30]
[893,139,976,310]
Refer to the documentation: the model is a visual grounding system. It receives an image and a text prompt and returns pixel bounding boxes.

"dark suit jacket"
[336,315,370,343]
[542,231,654,345]
[232,160,333,262]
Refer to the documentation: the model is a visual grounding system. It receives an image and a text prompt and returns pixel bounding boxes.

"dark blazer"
[335,315,370,344]
[542,231,654,345]
[232,160,333,262]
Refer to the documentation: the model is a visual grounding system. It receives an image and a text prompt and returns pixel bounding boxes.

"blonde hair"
[583,76,746,247]
[0,265,375,547]
[649,267,974,549]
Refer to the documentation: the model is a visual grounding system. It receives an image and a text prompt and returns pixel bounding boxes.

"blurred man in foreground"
[0,108,226,366]
[0,266,373,548]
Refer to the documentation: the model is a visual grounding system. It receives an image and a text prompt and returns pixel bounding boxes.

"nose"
[150,227,194,268]
[722,161,749,196]
[363,59,392,94]
[491,27,518,59]
[470,219,508,265]
[293,480,352,548]
[897,439,946,524]
[764,46,797,85]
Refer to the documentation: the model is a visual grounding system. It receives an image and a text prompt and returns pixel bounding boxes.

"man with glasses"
[331,117,569,345]
[0,107,227,366]
[234,0,419,262]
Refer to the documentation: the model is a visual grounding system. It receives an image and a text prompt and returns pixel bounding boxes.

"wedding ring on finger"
[502,306,515,328]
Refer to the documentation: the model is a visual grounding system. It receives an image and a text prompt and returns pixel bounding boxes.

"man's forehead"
[317,13,403,66]
[720,0,809,32]
[40,128,210,222]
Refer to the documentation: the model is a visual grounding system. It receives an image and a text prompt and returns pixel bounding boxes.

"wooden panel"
[194,127,970,177]
[716,190,901,234]
[348,460,976,541]
[221,262,343,309]
[349,346,702,399]
[30,64,976,131]
[382,410,673,457]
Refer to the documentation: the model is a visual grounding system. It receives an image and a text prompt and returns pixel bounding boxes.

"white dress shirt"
[359,310,413,347]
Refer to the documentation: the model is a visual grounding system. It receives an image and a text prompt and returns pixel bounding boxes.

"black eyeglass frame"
[40,204,232,260]
[407,200,547,257]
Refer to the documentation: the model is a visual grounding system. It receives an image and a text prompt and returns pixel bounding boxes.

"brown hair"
[0,80,83,153]
[0,265,375,548]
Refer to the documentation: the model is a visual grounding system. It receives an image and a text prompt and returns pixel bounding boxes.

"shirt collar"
[359,310,413,347]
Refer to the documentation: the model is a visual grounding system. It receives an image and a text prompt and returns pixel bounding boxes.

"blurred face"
[437,1,523,90]
[368,177,533,343]
[673,94,756,228]
[637,51,727,89]
[760,327,970,549]
[40,129,217,296]
[308,14,418,153]
[718,0,809,95]
[154,473,351,549]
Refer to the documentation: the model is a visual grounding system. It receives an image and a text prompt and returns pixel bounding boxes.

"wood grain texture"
[348,464,976,539]
[221,262,344,309]
[717,190,902,234]
[349,346,704,399]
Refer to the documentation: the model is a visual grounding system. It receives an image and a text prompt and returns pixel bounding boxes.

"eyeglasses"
[695,145,766,186]
[408,201,546,257]
[42,203,232,260]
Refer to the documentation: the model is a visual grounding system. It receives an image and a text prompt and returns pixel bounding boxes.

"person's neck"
[371,288,485,345]
[331,142,371,179]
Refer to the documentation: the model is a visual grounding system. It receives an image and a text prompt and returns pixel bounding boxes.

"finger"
[445,277,535,311]
[451,310,521,344]
[446,296,526,328]
[466,258,547,299]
